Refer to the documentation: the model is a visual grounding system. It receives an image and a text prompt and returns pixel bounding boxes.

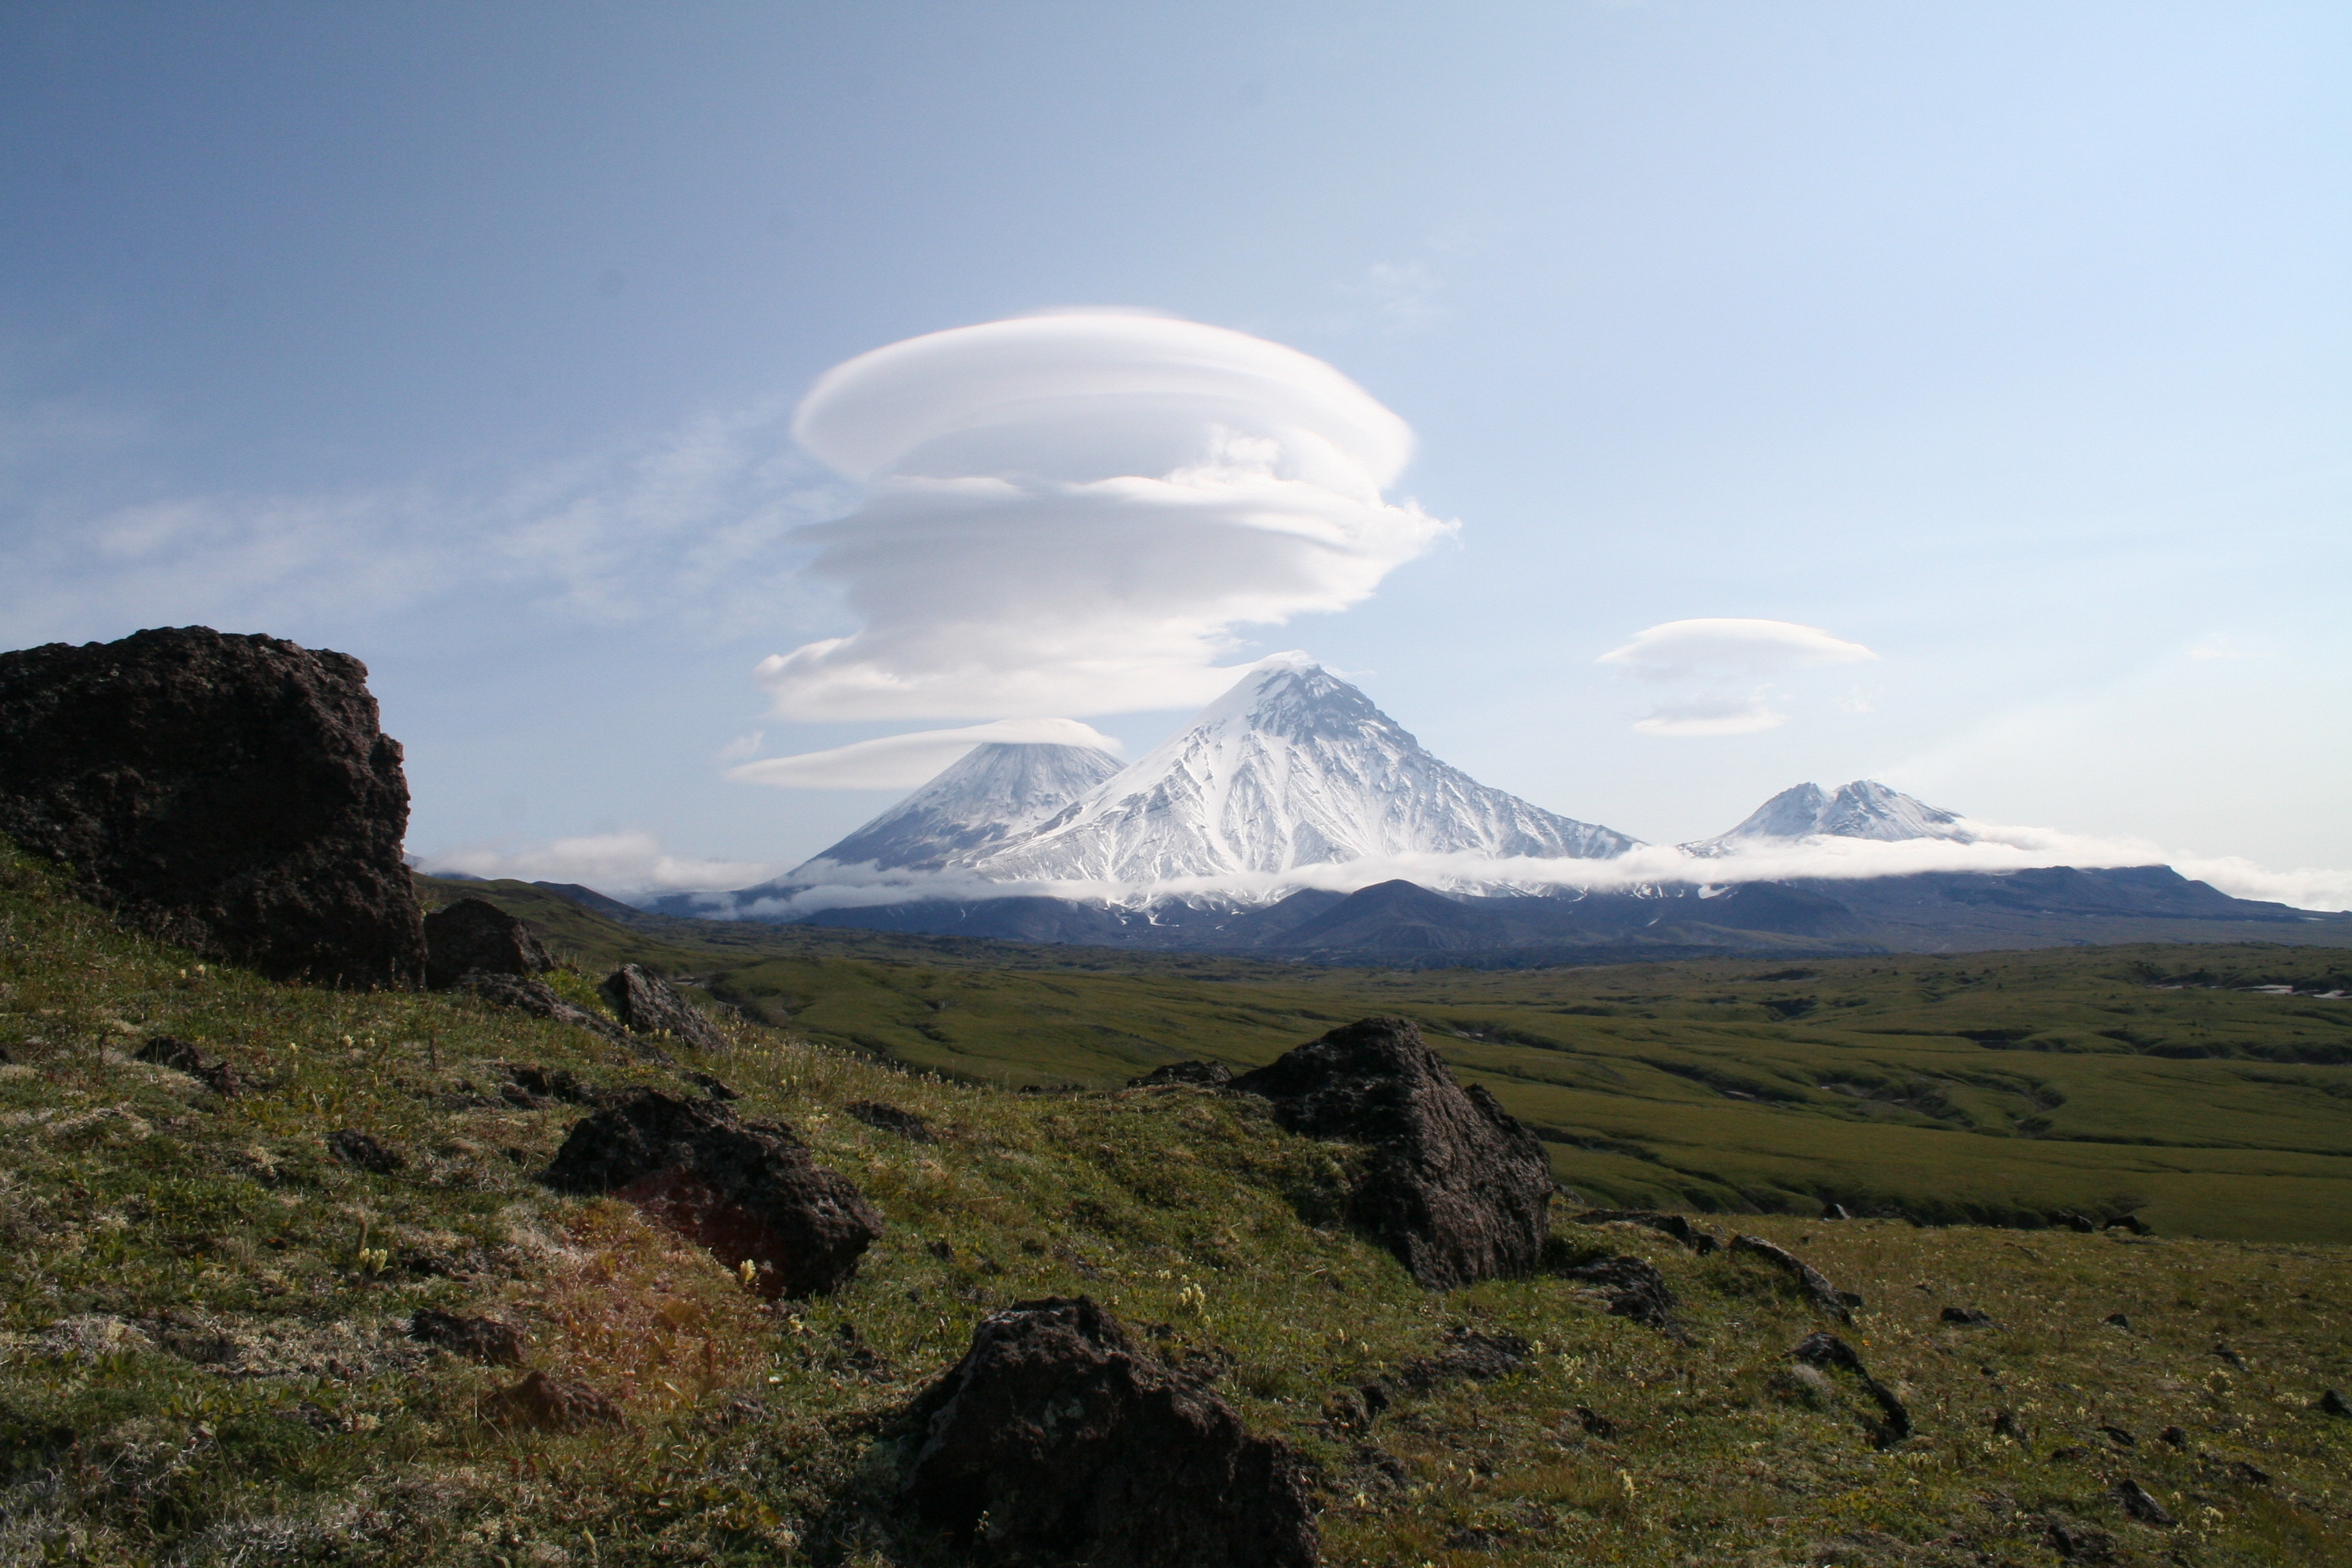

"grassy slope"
[423,879,2352,1244]
[4,851,2351,1564]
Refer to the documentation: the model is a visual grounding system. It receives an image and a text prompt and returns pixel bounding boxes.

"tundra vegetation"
[1,845,2347,1565]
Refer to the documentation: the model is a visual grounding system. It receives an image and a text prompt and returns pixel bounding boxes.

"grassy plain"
[1,851,2347,1564]
[427,879,2352,1243]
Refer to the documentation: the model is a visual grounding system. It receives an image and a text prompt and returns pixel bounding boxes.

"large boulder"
[898,1296,1317,1568]
[600,964,728,1052]
[541,1089,880,1296]
[423,896,554,989]
[0,627,424,986]
[1229,1015,1552,1289]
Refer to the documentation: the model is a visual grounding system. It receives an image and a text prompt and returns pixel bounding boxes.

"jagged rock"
[2053,1211,2097,1233]
[327,1128,404,1175]
[1129,1060,1234,1088]
[2159,1424,2187,1446]
[847,1100,934,1142]
[542,1089,881,1297]
[498,1063,595,1107]
[408,1309,523,1366]
[2098,1424,2136,1448]
[2227,1459,2271,1484]
[2103,1311,2132,1329]
[1732,1235,1855,1322]
[1789,1331,1910,1448]
[485,1369,621,1429]
[2212,1341,2247,1369]
[0,627,425,986]
[423,897,553,990]
[1558,1254,1685,1339]
[2113,1477,2175,1526]
[135,1034,242,1096]
[1396,1326,1533,1390]
[2046,1517,2114,1561]
[1573,1405,1616,1439]
[681,1071,738,1101]
[896,1295,1317,1568]
[1820,1201,1852,1220]
[2319,1388,2352,1418]
[600,964,728,1052]
[1228,1015,1551,1290]
[1571,1209,1719,1254]
[1940,1306,1993,1326]
[458,972,636,1050]
[2104,1213,2151,1235]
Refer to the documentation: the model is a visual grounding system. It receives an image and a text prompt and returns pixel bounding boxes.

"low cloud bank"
[693,818,2349,917]
[415,833,785,899]
[758,312,1454,720]
[727,717,1121,790]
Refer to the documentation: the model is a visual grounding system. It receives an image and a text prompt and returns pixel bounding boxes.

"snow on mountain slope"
[972,655,1639,883]
[1691,780,1972,853]
[788,741,1124,875]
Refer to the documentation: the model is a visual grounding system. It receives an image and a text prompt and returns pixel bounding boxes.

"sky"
[3,2,2346,904]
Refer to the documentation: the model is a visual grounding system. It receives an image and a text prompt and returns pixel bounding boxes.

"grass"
[0,849,2345,1564]
[425,878,2352,1243]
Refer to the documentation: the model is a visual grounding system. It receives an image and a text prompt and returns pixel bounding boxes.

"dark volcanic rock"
[1572,1209,1719,1254]
[1941,1306,1993,1325]
[408,1309,523,1366]
[2046,1516,2114,1561]
[600,964,728,1052]
[498,1063,595,1107]
[1128,1060,1235,1088]
[897,1295,1316,1568]
[1558,1254,1685,1339]
[1396,1326,1534,1390]
[0,627,425,986]
[2320,1388,2352,1418]
[847,1100,934,1143]
[2113,1477,2176,1526]
[485,1370,621,1429]
[327,1128,404,1175]
[542,1088,881,1297]
[423,897,553,990]
[1733,1235,1856,1322]
[1228,1015,1551,1289]
[1790,1330,1911,1448]
[135,1034,242,1096]
[458,972,635,1049]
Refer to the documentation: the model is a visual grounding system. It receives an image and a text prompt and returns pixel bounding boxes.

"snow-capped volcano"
[969,655,1639,883]
[789,741,1124,875]
[1690,780,1971,853]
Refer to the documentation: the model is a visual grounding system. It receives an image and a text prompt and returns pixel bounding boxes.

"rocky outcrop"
[1789,1331,1910,1448]
[135,1034,242,1096]
[897,1295,1317,1568]
[1228,1015,1552,1289]
[423,897,553,990]
[457,973,636,1050]
[1732,1235,1857,1321]
[1558,1254,1685,1340]
[0,627,425,986]
[847,1100,935,1143]
[601,964,728,1052]
[409,1309,523,1366]
[1128,1060,1234,1088]
[542,1089,881,1297]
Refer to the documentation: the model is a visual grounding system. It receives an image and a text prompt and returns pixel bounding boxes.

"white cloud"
[416,832,783,899]
[705,816,2349,917]
[725,717,1122,790]
[1599,617,1878,738]
[757,312,1454,720]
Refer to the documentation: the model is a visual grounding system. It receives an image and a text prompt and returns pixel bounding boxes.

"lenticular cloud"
[756,312,1453,719]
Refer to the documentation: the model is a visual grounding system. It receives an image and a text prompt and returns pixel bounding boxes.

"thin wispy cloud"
[757,312,1454,720]
[727,717,1122,790]
[1599,617,1879,736]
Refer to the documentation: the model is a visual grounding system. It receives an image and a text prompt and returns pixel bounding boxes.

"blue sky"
[3,2,2345,898]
